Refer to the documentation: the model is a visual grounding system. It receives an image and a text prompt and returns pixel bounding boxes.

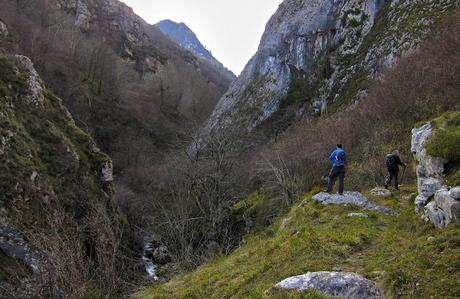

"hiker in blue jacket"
[327,144,347,195]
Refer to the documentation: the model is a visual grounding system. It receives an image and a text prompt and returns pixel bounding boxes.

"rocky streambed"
[142,237,171,281]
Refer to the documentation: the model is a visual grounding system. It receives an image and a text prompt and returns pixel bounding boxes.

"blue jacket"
[329,149,346,167]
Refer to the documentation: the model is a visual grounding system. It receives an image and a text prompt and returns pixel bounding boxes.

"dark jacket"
[386,154,405,173]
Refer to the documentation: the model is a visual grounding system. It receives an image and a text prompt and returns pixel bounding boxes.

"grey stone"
[435,189,460,222]
[412,124,446,179]
[75,0,91,31]
[152,246,170,265]
[348,213,369,218]
[144,240,170,266]
[14,55,45,106]
[424,202,446,228]
[312,192,396,215]
[30,171,38,183]
[101,160,113,182]
[371,187,392,198]
[415,195,429,213]
[0,20,8,39]
[449,187,460,200]
[414,176,443,213]
[275,271,381,299]
[411,122,459,228]
[424,188,460,228]
[419,177,442,199]
[0,225,40,272]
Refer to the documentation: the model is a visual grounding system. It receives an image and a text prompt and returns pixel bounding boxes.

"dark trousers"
[327,166,345,195]
[385,171,399,188]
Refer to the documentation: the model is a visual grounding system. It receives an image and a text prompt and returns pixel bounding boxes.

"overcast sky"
[120,0,281,75]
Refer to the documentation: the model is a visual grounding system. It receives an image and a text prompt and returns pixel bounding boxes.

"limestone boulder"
[371,187,392,198]
[348,213,369,218]
[275,271,381,299]
[418,177,443,199]
[424,188,460,228]
[411,124,446,179]
[449,187,460,200]
[312,192,396,215]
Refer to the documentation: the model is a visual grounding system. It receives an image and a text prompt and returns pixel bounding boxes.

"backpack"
[386,154,397,171]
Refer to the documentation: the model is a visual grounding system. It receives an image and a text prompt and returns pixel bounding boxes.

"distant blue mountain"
[156,20,236,79]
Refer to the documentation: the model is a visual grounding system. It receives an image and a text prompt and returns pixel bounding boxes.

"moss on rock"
[427,111,460,162]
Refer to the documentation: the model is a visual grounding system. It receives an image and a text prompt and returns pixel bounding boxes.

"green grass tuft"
[427,111,460,163]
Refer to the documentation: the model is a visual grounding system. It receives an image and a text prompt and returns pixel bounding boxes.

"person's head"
[393,149,400,156]
[337,144,343,149]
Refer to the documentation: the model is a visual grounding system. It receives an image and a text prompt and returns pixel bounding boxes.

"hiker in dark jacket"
[327,144,347,195]
[385,150,406,190]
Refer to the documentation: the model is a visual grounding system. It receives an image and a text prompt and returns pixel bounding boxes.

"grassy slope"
[427,111,460,186]
[137,185,460,298]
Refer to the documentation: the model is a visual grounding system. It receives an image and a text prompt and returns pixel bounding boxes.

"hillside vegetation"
[137,10,460,299]
[1,0,459,297]
[138,187,460,298]
[0,53,135,297]
[0,0,233,244]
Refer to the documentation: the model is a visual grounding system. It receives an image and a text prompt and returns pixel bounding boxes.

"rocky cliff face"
[56,0,233,85]
[201,0,460,142]
[0,53,129,296]
[156,19,236,80]
[2,0,232,125]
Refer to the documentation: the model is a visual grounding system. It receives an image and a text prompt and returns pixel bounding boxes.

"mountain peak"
[155,19,235,79]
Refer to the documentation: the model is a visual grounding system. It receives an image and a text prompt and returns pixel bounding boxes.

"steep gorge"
[0,0,236,253]
[138,0,460,297]
[0,0,236,295]
[1,0,459,298]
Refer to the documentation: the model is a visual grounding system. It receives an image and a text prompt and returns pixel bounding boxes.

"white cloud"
[120,0,281,75]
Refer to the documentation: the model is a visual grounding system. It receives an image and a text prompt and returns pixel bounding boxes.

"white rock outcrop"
[424,187,460,228]
[411,123,446,212]
[0,225,40,273]
[411,122,459,228]
[0,20,8,39]
[14,55,45,106]
[275,271,381,299]
[101,160,114,182]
